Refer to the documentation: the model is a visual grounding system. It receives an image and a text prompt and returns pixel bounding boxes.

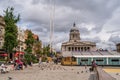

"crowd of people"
[1,55,97,74]
[0,56,61,74]
[0,58,28,74]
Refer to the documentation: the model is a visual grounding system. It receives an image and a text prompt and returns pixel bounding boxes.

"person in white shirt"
[1,63,7,73]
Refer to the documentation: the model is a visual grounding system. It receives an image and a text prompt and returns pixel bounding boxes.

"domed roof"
[70,23,79,32]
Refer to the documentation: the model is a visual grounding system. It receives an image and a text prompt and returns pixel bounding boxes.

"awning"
[14,51,24,57]
[0,53,8,57]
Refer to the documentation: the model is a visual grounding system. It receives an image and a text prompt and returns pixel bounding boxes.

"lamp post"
[18,27,21,60]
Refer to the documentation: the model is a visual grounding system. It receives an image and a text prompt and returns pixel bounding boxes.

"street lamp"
[18,29,20,60]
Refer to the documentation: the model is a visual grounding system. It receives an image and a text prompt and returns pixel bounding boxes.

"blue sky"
[0,0,120,51]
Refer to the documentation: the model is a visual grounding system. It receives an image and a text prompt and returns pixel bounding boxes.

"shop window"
[72,57,76,61]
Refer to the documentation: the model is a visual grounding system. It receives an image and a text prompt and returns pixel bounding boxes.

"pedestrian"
[79,61,82,66]
[1,63,7,73]
[91,60,97,71]
[38,57,42,67]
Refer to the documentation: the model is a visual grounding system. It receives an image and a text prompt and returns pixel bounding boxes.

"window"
[78,47,80,51]
[81,47,83,51]
[68,47,71,51]
[112,59,119,62]
[84,47,87,51]
[0,29,2,34]
[73,35,74,38]
[72,57,76,61]
[87,47,90,51]
[0,36,2,41]
[81,59,88,61]
[75,47,77,51]
[64,57,70,61]
[96,59,103,61]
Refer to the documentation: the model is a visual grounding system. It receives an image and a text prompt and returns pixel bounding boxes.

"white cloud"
[79,23,96,31]
[0,0,120,51]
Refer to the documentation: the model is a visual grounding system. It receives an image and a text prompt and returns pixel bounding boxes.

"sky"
[0,0,120,51]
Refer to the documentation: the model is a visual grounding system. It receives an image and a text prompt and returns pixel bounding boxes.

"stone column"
[77,47,78,51]
[84,47,85,52]
[72,47,74,51]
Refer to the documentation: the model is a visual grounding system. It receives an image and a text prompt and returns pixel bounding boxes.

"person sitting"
[0,63,8,73]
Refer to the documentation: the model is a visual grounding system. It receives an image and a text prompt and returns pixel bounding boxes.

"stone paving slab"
[1,64,91,80]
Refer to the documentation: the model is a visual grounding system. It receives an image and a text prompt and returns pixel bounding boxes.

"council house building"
[61,23,96,55]
[61,23,120,66]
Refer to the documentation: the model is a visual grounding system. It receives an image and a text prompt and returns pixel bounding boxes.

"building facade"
[24,29,42,55]
[61,23,120,66]
[0,16,5,49]
[61,23,96,55]
[16,27,26,52]
[32,34,41,54]
[117,43,120,53]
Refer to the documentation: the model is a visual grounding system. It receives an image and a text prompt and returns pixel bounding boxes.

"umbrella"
[14,51,24,57]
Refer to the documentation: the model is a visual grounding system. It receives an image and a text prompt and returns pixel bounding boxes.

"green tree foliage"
[34,40,42,55]
[25,30,34,54]
[3,7,20,59]
[42,44,50,56]
[24,54,38,64]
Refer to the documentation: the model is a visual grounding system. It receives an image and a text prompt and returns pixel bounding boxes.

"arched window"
[78,47,80,51]
[73,35,74,38]
[75,47,77,51]
[68,47,71,51]
[72,47,74,51]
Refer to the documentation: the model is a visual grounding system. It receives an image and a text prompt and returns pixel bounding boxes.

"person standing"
[91,60,97,71]
[38,57,42,67]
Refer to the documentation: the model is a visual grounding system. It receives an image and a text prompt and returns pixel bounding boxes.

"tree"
[34,40,42,55]
[42,44,50,56]
[3,7,20,60]
[25,30,34,54]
